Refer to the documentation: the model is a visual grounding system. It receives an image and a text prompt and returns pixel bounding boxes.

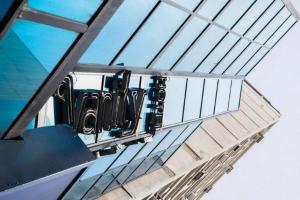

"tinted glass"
[153,17,208,70]
[265,16,297,48]
[196,33,240,73]
[201,79,218,118]
[183,78,204,121]
[114,3,188,67]
[232,0,274,34]
[163,77,186,125]
[0,20,77,136]
[28,0,104,23]
[224,43,260,75]
[215,79,231,114]
[255,8,290,45]
[229,79,243,110]
[198,0,229,20]
[245,1,284,39]
[238,48,269,76]
[175,25,227,72]
[216,0,256,28]
[172,122,200,146]
[171,0,202,10]
[0,0,13,21]
[80,0,158,64]
[212,39,250,74]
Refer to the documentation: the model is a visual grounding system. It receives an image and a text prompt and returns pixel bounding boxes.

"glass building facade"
[0,0,297,199]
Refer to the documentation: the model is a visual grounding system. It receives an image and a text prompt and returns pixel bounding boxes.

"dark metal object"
[19,8,88,33]
[2,0,125,140]
[0,125,95,192]
[146,76,167,135]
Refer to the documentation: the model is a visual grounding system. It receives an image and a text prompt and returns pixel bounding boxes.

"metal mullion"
[120,130,172,184]
[199,79,206,118]
[181,78,189,122]
[222,5,285,75]
[3,0,125,139]
[227,80,233,111]
[109,1,161,65]
[209,0,277,74]
[80,146,128,200]
[143,125,190,175]
[19,7,88,33]
[245,21,297,76]
[213,79,220,115]
[235,14,291,75]
[192,0,258,73]
[147,0,207,69]
[171,0,233,71]
[162,122,202,165]
[0,0,26,39]
[75,63,244,79]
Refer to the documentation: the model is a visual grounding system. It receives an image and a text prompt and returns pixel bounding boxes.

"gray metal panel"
[0,125,95,192]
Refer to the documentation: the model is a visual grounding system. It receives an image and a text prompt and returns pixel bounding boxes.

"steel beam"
[2,0,125,139]
[75,63,245,80]
[19,7,88,33]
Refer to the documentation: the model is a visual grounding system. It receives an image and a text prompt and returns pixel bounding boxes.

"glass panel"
[172,122,200,146]
[238,48,269,76]
[0,20,77,136]
[73,73,103,90]
[175,25,227,72]
[224,43,260,75]
[114,3,188,68]
[201,79,218,118]
[216,0,256,29]
[198,0,229,20]
[212,39,250,74]
[80,149,124,180]
[0,0,13,21]
[80,0,158,64]
[183,78,204,121]
[151,125,186,154]
[265,16,297,48]
[28,0,104,23]
[196,33,240,73]
[229,79,243,111]
[163,77,186,125]
[215,79,231,114]
[232,0,274,34]
[245,1,284,39]
[171,0,202,10]
[255,8,290,45]
[153,17,208,70]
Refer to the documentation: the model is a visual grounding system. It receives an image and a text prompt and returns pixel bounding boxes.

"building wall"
[95,81,280,200]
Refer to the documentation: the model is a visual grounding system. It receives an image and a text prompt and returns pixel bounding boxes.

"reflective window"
[224,43,260,75]
[201,79,218,118]
[172,122,200,146]
[153,18,208,70]
[80,0,158,64]
[229,79,243,110]
[183,78,204,121]
[0,20,77,136]
[175,25,227,72]
[28,0,104,23]
[216,0,256,29]
[163,77,186,125]
[245,1,284,39]
[238,48,269,76]
[265,16,297,48]
[196,33,240,73]
[215,79,231,114]
[255,8,290,45]
[171,0,202,10]
[212,39,250,74]
[198,0,229,20]
[232,0,274,34]
[0,0,13,21]
[114,3,188,67]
